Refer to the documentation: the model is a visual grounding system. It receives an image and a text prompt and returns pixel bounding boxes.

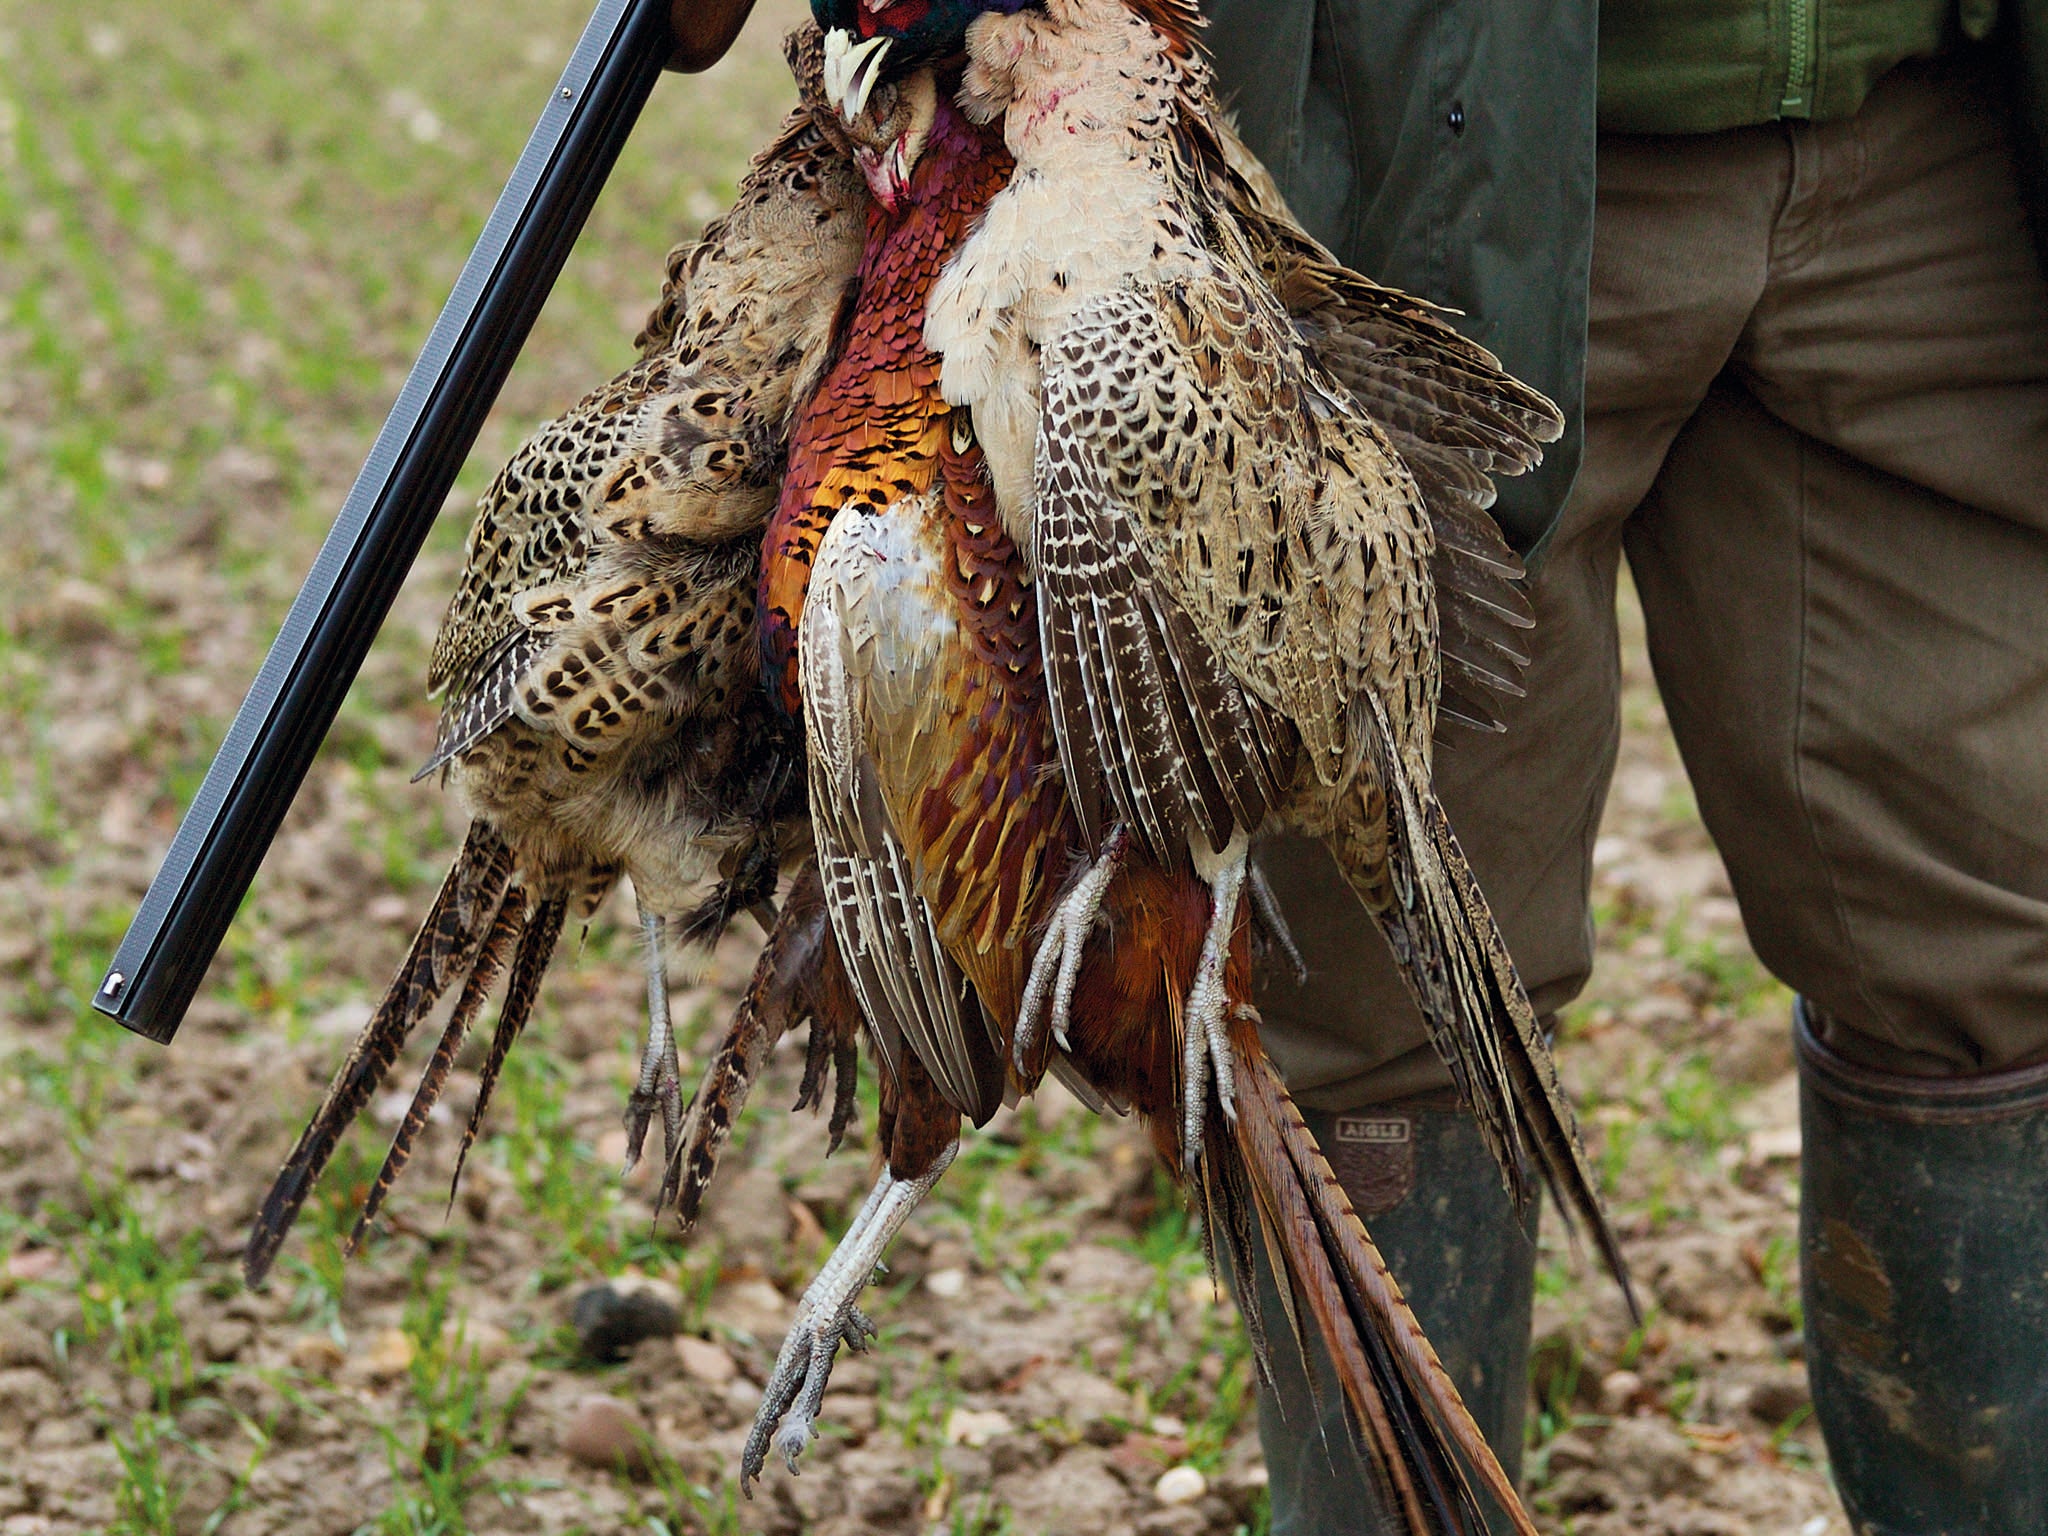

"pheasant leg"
[622,901,684,1176]
[1248,859,1309,986]
[1182,833,1250,1167]
[742,1141,958,1486]
[1015,825,1130,1073]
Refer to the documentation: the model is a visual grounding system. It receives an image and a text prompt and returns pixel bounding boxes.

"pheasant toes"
[1014,824,1130,1072]
[1182,831,1250,1168]
[741,1142,959,1486]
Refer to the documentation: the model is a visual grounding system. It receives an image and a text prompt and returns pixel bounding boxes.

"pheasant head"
[812,0,1041,69]
[811,1,1041,191]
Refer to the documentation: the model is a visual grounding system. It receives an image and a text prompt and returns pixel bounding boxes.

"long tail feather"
[1226,1030,1540,1536]
[446,892,568,1200]
[348,894,524,1253]
[668,866,854,1226]
[244,824,515,1287]
[1351,693,1636,1316]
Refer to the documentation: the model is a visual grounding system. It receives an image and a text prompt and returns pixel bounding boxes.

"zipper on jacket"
[1779,0,1817,117]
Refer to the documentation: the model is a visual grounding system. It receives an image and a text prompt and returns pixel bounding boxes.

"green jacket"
[1202,0,2048,556]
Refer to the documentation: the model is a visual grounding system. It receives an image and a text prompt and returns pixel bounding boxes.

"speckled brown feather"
[936,0,1630,1336]
[669,865,863,1229]
[251,32,867,1282]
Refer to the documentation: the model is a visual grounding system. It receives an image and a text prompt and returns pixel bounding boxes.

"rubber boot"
[1245,1092,1540,1536]
[1796,1000,2048,1535]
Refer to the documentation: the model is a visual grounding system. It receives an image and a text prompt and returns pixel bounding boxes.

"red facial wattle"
[856,0,933,38]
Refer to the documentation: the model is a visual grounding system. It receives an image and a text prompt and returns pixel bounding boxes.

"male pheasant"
[744,4,1633,1531]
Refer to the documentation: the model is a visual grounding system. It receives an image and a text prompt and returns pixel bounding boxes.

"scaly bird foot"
[623,903,684,1183]
[1248,859,1308,987]
[1182,834,1250,1169]
[741,1143,957,1489]
[1015,825,1130,1074]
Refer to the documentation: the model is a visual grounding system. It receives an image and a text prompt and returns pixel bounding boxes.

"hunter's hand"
[669,0,758,70]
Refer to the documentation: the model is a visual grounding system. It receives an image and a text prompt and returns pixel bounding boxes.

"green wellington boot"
[1245,1092,1540,1535]
[1796,1000,2048,1535]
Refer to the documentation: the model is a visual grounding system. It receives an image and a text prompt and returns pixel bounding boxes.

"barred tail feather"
[446,892,568,1201]
[244,823,516,1287]
[1224,1032,1539,1536]
[668,866,858,1226]
[348,895,524,1254]
[1355,693,1637,1317]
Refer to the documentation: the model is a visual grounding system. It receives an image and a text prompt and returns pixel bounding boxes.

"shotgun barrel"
[96,0,756,1043]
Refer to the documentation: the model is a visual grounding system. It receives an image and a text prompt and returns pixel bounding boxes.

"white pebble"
[1154,1465,1206,1505]
[946,1407,1013,1446]
[925,1267,967,1299]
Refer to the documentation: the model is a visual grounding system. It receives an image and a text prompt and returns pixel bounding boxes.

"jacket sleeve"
[1202,0,1597,559]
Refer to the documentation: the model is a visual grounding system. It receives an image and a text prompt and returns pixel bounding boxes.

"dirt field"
[1,2,1849,1531]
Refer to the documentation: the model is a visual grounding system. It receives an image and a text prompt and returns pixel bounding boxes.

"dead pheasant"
[916,0,1629,1281]
[736,4,1633,1530]
[243,49,874,1286]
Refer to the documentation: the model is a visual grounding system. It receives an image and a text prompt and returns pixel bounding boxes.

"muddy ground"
[1,2,1847,1531]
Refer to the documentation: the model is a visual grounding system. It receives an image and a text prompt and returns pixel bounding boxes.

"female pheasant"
[244,33,879,1284]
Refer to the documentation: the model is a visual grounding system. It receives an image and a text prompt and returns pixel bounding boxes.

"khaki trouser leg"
[1254,50,2048,1104]
[1249,49,2048,1530]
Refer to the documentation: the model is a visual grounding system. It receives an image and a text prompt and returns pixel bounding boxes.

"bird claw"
[620,1076,682,1176]
[741,1147,955,1491]
[624,901,685,1191]
[1016,825,1129,1074]
[1248,860,1308,988]
[745,1295,875,1483]
[1182,842,1249,1169]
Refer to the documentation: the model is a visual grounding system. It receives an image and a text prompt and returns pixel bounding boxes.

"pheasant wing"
[1036,262,1439,855]
[801,494,1007,1127]
[423,107,865,766]
[1210,124,1557,733]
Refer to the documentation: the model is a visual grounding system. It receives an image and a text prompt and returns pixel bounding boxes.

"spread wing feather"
[1209,119,1553,732]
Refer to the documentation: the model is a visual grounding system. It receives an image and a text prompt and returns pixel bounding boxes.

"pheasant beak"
[852,69,936,215]
[822,29,895,126]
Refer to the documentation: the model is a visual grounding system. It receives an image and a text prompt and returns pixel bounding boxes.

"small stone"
[723,1376,764,1414]
[1599,1369,1644,1415]
[1138,1508,1208,1536]
[946,1407,1012,1447]
[560,1394,655,1475]
[288,1333,347,1376]
[925,1267,967,1299]
[1153,1465,1206,1505]
[703,1277,788,1341]
[199,1319,253,1364]
[357,1328,414,1380]
[672,1335,736,1385]
[36,579,114,643]
[0,1319,53,1373]
[441,1317,513,1368]
[365,895,410,926]
[1746,1125,1802,1165]
[1602,1415,1702,1497]
[571,1284,679,1363]
[822,1392,878,1438]
[2,1250,60,1285]
[1747,1374,1811,1425]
